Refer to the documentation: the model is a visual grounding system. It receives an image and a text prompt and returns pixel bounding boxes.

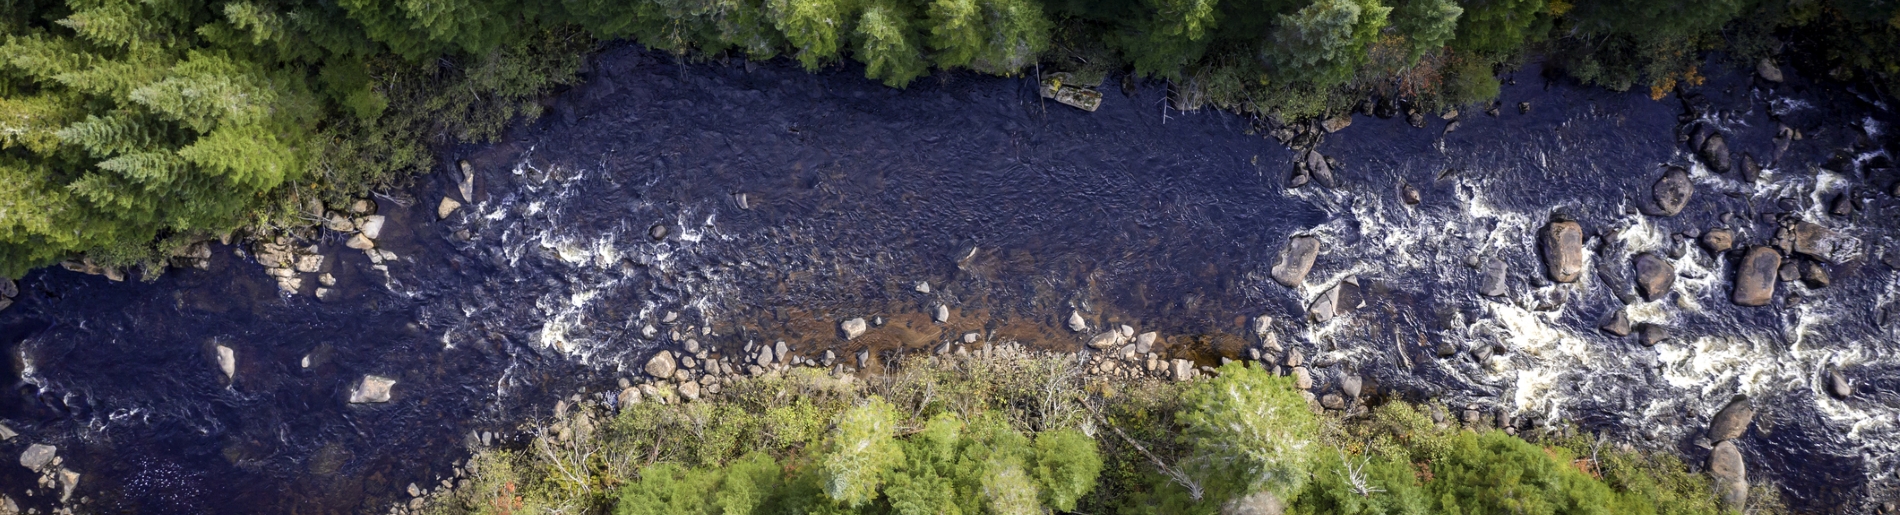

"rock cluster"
[1705,396,1755,511]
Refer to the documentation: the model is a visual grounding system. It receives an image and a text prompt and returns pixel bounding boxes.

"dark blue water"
[2,45,1896,512]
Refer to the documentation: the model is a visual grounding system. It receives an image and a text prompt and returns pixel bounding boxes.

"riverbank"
[398,346,1782,514]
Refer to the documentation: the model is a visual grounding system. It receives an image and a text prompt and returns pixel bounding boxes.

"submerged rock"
[1540,220,1584,283]
[1740,153,1762,183]
[1653,167,1695,216]
[1399,183,1421,205]
[1271,235,1321,288]
[1709,396,1755,441]
[1732,247,1781,306]
[1633,253,1675,301]
[1478,257,1508,297]
[349,375,397,403]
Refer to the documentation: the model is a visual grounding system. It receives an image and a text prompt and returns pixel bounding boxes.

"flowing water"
[2,45,1897,513]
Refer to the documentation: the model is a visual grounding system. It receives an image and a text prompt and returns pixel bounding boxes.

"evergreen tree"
[1265,0,1391,87]
[1120,0,1222,78]
[1391,0,1461,64]
[820,397,904,507]
[854,0,927,86]
[769,0,853,70]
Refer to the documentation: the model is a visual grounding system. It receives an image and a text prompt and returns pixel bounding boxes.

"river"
[2,44,1896,513]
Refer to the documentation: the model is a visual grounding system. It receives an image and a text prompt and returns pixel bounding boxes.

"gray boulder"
[934,304,949,323]
[841,318,868,340]
[1303,151,1335,188]
[1271,236,1321,288]
[1827,368,1852,399]
[1308,284,1341,323]
[1786,222,1861,264]
[0,277,16,298]
[349,375,397,403]
[1710,440,1748,512]
[1740,153,1762,183]
[1478,258,1508,297]
[1067,311,1087,332]
[1638,324,1670,347]
[1708,396,1755,441]
[1633,253,1675,301]
[1757,58,1784,82]
[645,350,677,379]
[1699,134,1733,174]
[1700,229,1734,254]
[19,444,55,471]
[1540,221,1584,283]
[1653,167,1695,215]
[1599,309,1632,337]
[1732,247,1781,306]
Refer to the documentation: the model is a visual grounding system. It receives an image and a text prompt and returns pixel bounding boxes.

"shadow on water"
[0,43,1896,512]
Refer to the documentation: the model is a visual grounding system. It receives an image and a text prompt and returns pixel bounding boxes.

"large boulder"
[1710,440,1748,512]
[1653,167,1695,216]
[1708,396,1755,441]
[1757,58,1784,82]
[358,215,387,240]
[1271,236,1321,288]
[1087,331,1125,350]
[1732,247,1781,306]
[1784,221,1861,264]
[1308,285,1341,323]
[0,277,16,298]
[1633,253,1675,301]
[349,375,397,403]
[19,444,55,471]
[1067,311,1087,332]
[1302,151,1335,188]
[841,318,868,340]
[1540,221,1584,283]
[645,350,677,379]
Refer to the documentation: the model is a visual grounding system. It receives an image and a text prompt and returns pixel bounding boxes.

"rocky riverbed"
[1,45,1897,513]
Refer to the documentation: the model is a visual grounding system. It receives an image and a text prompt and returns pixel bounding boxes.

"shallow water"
[2,45,1897,513]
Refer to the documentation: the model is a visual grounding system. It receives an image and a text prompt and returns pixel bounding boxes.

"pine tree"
[769,0,853,70]
[1266,0,1390,88]
[1121,0,1221,78]
[1392,0,1461,64]
[854,0,927,87]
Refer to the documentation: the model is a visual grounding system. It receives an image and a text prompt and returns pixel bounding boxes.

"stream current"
[2,45,1898,512]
